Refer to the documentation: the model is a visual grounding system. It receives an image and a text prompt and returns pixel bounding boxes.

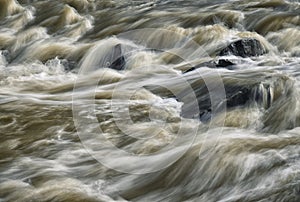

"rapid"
[0,0,300,201]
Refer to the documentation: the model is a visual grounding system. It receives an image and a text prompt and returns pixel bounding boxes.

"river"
[0,0,300,201]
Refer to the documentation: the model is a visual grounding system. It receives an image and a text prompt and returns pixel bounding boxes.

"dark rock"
[183,61,216,73]
[195,85,252,121]
[183,59,235,73]
[183,67,196,73]
[216,59,235,68]
[107,44,126,70]
[219,38,265,57]
[61,59,77,71]
[1,50,11,63]
[225,86,251,108]
[199,109,212,123]
[179,80,274,121]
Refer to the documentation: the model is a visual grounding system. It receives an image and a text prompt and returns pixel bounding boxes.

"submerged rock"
[108,44,126,70]
[79,38,134,73]
[61,59,77,71]
[219,38,265,57]
[0,50,11,64]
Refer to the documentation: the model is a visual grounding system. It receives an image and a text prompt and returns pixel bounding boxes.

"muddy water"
[1,0,300,201]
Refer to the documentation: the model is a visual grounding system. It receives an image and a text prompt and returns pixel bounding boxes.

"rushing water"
[1,0,300,201]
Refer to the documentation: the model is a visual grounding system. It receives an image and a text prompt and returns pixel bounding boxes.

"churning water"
[1,0,300,201]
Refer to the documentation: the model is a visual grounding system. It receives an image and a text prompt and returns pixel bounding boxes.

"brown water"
[1,0,300,201]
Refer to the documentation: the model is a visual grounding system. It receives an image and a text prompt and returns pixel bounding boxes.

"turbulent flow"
[0,0,300,201]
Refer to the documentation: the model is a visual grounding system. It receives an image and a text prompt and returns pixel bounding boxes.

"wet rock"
[196,85,252,121]
[61,59,77,71]
[179,78,276,121]
[225,85,251,108]
[216,59,235,67]
[107,44,126,70]
[183,59,235,73]
[219,38,265,57]
[183,61,216,73]
[0,50,11,64]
